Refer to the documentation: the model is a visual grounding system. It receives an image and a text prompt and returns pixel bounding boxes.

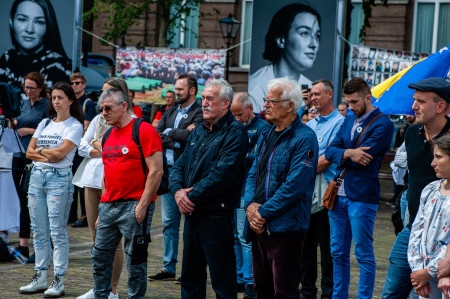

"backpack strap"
[132,118,147,175]
[101,126,114,149]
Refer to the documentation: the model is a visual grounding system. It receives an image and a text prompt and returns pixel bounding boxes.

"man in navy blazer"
[325,78,394,299]
[149,74,203,282]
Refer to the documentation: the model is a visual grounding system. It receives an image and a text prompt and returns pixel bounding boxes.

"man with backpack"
[91,88,163,298]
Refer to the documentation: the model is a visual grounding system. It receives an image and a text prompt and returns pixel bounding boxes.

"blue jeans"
[28,166,73,276]
[181,214,237,299]
[381,228,414,299]
[328,196,378,299]
[234,197,253,286]
[92,201,155,299]
[161,167,181,275]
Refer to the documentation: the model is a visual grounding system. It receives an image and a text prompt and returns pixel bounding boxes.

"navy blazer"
[325,107,394,204]
[156,101,203,162]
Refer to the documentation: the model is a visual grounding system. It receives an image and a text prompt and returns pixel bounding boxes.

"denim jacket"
[244,116,318,235]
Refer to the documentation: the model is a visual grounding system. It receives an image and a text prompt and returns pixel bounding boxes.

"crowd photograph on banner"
[349,45,429,87]
[116,47,226,103]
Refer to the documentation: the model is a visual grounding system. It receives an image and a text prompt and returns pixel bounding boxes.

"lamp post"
[219,13,240,81]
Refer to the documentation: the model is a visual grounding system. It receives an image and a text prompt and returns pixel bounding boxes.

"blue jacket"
[170,111,248,215]
[244,116,318,234]
[325,107,394,204]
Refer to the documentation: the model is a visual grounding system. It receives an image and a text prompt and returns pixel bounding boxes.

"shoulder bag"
[322,113,383,210]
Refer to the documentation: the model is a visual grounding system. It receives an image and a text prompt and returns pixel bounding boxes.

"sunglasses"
[71,81,83,86]
[308,108,318,114]
[99,105,115,113]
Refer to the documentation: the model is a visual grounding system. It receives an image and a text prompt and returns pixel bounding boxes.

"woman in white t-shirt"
[19,81,83,298]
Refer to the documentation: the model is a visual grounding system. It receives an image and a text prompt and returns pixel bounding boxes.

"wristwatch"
[37,147,44,154]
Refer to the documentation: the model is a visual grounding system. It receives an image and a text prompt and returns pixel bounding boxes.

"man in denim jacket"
[244,77,318,298]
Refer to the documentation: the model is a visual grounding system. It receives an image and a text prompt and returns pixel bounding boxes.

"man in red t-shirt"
[91,88,163,298]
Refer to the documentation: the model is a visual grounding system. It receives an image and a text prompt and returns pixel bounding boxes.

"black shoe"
[148,269,176,281]
[244,284,256,299]
[237,283,246,293]
[174,277,181,284]
[27,253,35,264]
[71,217,88,228]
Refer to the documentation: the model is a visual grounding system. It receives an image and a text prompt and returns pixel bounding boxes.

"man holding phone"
[298,84,313,116]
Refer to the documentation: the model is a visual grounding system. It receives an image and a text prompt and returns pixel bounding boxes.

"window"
[348,3,364,45]
[413,0,450,53]
[167,1,200,48]
[239,0,253,67]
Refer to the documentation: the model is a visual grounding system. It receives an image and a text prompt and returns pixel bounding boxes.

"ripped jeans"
[28,166,73,276]
[92,200,155,299]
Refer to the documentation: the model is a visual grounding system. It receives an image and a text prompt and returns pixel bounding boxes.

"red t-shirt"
[133,105,143,118]
[101,118,162,203]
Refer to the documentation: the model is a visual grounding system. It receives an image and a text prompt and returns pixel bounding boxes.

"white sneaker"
[19,270,48,294]
[109,291,119,299]
[77,288,95,299]
[77,288,119,299]
[43,275,65,298]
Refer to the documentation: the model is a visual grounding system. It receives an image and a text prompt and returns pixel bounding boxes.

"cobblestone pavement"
[1,189,398,299]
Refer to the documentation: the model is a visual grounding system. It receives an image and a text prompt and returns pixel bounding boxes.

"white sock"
[0,231,8,243]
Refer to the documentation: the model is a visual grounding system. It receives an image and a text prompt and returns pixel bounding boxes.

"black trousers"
[300,208,333,299]
[11,154,31,239]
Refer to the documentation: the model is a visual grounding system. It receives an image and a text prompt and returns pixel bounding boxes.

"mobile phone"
[301,84,309,91]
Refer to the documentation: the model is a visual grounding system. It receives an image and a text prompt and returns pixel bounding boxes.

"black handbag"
[19,164,33,194]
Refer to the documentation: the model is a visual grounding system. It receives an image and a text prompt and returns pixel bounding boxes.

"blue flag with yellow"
[371,45,450,115]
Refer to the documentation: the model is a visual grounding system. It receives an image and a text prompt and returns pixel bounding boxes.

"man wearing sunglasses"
[69,72,96,228]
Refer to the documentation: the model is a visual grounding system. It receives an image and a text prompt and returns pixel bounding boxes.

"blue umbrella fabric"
[371,45,450,115]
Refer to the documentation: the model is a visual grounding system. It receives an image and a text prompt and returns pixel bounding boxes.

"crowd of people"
[2,68,450,299]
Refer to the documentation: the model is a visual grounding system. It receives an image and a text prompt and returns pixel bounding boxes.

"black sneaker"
[244,284,256,299]
[237,283,246,293]
[148,269,175,281]
[71,217,88,228]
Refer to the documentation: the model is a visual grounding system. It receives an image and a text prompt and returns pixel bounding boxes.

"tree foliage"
[84,0,207,47]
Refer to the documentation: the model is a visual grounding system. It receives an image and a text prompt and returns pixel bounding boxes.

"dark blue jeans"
[252,232,306,299]
[381,228,414,299]
[181,214,237,299]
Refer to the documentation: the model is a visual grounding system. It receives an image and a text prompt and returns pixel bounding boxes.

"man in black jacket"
[170,79,248,298]
[149,74,204,281]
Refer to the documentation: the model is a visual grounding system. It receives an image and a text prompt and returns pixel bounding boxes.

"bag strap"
[338,112,383,183]
[354,113,382,148]
[132,118,146,175]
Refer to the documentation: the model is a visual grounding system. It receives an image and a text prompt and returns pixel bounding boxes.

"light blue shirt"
[164,101,196,165]
[306,109,344,183]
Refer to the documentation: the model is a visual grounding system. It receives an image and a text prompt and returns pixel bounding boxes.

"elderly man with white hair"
[244,77,319,298]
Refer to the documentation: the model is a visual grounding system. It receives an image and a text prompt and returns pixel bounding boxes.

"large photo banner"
[248,0,338,112]
[349,45,429,88]
[116,47,226,104]
[0,0,75,88]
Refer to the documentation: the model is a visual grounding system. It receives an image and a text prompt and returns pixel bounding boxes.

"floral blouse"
[408,179,450,277]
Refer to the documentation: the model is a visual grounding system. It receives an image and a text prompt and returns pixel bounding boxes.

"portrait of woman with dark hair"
[248,3,321,112]
[0,0,72,89]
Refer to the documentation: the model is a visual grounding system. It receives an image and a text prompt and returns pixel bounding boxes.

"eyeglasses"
[71,81,83,86]
[263,97,290,106]
[24,86,38,91]
[99,105,115,114]
[308,108,318,114]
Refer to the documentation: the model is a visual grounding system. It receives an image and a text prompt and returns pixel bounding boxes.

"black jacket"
[156,101,203,162]
[170,111,248,215]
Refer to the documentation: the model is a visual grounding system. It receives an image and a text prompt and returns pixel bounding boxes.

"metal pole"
[226,47,230,81]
